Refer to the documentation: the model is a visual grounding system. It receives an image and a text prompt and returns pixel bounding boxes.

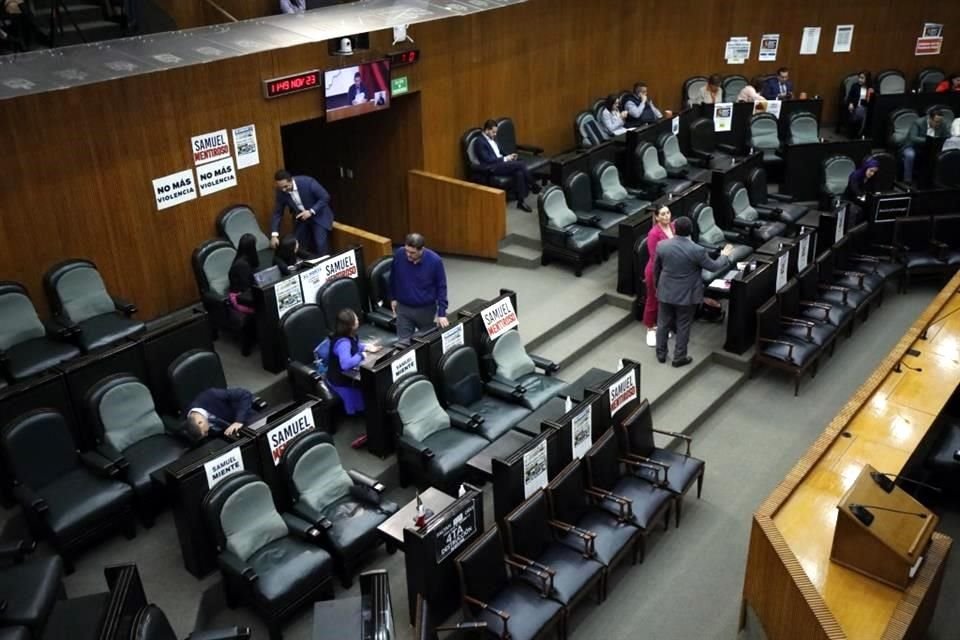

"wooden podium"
[831,464,938,590]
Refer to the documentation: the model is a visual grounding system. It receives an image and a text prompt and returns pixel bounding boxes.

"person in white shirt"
[697,74,723,105]
[736,83,767,105]
[846,71,872,137]
[599,94,628,136]
[625,82,663,125]
[943,118,960,152]
[473,119,541,212]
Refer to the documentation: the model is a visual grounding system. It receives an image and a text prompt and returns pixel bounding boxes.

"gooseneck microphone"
[848,503,928,527]
[870,471,942,494]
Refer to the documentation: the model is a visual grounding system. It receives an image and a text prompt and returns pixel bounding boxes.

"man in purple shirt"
[389,233,449,340]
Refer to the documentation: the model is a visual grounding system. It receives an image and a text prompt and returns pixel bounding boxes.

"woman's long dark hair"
[604,93,619,112]
[334,308,358,339]
[277,234,298,265]
[234,233,259,270]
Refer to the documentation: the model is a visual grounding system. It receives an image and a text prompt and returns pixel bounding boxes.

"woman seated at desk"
[599,93,629,136]
[846,71,873,138]
[228,233,259,356]
[324,309,380,414]
[273,234,316,274]
[845,157,880,224]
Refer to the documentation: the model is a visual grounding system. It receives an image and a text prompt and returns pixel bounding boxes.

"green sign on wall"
[391,76,409,95]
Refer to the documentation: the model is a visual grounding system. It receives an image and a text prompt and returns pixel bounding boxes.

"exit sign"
[391,76,409,95]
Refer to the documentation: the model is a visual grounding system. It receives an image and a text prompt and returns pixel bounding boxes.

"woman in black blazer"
[846,71,872,138]
[228,233,259,356]
[273,234,316,274]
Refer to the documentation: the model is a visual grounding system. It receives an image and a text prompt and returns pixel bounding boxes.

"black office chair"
[748,113,783,174]
[414,595,487,640]
[724,181,787,243]
[633,142,693,195]
[887,108,918,151]
[932,215,960,268]
[386,374,489,491]
[435,345,531,443]
[84,373,189,526]
[876,69,906,95]
[454,527,565,640]
[915,67,945,93]
[316,277,397,347]
[722,75,747,103]
[934,149,960,188]
[279,431,398,588]
[688,117,736,163]
[478,329,565,411]
[796,265,855,334]
[125,603,250,640]
[656,132,709,180]
[42,259,144,353]
[1,409,136,572]
[201,472,336,640]
[216,204,273,267]
[537,186,602,277]
[276,304,339,426]
[776,279,841,357]
[495,117,548,177]
[561,171,627,232]
[820,155,856,210]
[192,239,243,340]
[366,256,396,329]
[894,217,948,292]
[0,540,65,639]
[574,111,609,148]
[745,167,808,225]
[0,282,80,383]
[752,297,822,396]
[788,111,820,145]
[462,128,515,197]
[590,161,651,215]
[682,75,707,107]
[689,203,753,280]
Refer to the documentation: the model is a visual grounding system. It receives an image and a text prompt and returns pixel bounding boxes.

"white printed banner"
[441,323,465,354]
[232,124,260,169]
[196,156,237,196]
[318,249,359,283]
[713,103,733,132]
[609,369,638,417]
[572,406,593,460]
[275,276,304,319]
[523,439,549,499]
[192,129,231,165]
[267,407,315,465]
[480,297,519,340]
[152,169,197,211]
[391,349,418,382]
[204,447,244,489]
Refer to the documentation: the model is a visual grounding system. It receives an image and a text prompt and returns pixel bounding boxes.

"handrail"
[202,0,239,23]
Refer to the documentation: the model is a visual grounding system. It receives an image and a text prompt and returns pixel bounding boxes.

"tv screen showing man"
[324,60,390,122]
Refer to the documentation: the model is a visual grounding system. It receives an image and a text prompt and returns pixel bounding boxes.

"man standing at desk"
[347,72,368,104]
[900,110,947,184]
[762,67,793,100]
[390,233,449,341]
[271,169,335,257]
[185,387,257,440]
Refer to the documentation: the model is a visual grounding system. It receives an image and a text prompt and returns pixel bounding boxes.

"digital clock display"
[263,69,322,99]
[388,49,420,67]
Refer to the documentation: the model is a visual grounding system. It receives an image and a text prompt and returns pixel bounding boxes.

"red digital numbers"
[264,70,321,99]
[389,49,420,67]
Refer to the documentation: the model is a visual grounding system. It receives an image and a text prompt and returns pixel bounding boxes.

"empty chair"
[932,215,960,267]
[84,374,189,526]
[192,239,243,340]
[455,527,565,640]
[43,259,144,352]
[386,374,489,491]
[201,472,335,640]
[584,430,673,562]
[722,75,747,102]
[503,491,605,609]
[537,186,602,276]
[724,182,787,243]
[575,111,610,148]
[0,540,65,639]
[846,222,905,281]
[634,142,693,195]
[796,265,855,332]
[279,432,398,587]
[317,277,397,347]
[745,167,808,224]
[815,251,873,323]
[462,128,515,195]
[656,132,708,180]
[480,329,565,411]
[776,279,841,356]
[752,297,821,396]
[887,108,918,150]
[0,282,80,382]
[415,595,487,640]
[690,203,753,281]
[831,237,885,295]
[277,304,339,423]
[561,171,627,232]
[789,111,820,145]
[125,603,250,640]
[748,113,782,168]
[688,117,736,163]
[619,399,705,526]
[435,345,531,442]
[495,117,548,175]
[217,204,273,266]
[366,256,396,328]
[894,217,948,292]
[682,76,707,107]
[876,69,906,95]
[916,67,945,92]
[1,409,136,570]
[820,154,856,210]
[934,149,960,188]
[591,161,651,215]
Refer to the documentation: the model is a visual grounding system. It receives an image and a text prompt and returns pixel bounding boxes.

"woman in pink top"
[644,206,675,347]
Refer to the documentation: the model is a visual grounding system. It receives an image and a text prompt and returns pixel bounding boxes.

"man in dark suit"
[185,387,257,440]
[761,67,794,100]
[347,72,368,104]
[473,119,540,212]
[900,110,947,184]
[271,169,335,256]
[654,217,734,367]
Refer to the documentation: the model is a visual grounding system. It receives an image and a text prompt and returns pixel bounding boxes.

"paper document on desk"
[709,279,732,290]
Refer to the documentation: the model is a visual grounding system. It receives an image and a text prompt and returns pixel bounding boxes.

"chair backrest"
[876,69,906,95]
[217,205,270,253]
[290,438,353,514]
[167,349,228,414]
[317,277,364,327]
[367,256,393,311]
[279,303,329,368]
[917,67,945,92]
[866,151,897,192]
[545,459,589,525]
[657,133,688,172]
[934,149,960,188]
[789,112,820,145]
[636,142,666,181]
[192,239,236,298]
[722,75,747,102]
[888,108,918,147]
[745,167,770,206]
[494,117,519,156]
[693,203,725,246]
[86,374,165,452]
[503,491,551,561]
[1,409,79,489]
[683,76,707,106]
[822,155,856,195]
[584,429,621,492]
[387,374,451,442]
[203,472,288,561]
[128,604,178,640]
[538,186,577,229]
[591,98,605,121]
[562,171,595,212]
[749,113,780,151]
[840,72,860,103]
[689,118,716,155]
[437,345,484,408]
[727,182,758,222]
[593,161,629,201]
[777,279,802,317]
[455,527,508,605]
[620,399,655,457]
[755,297,782,342]
[490,330,535,381]
[576,111,607,148]
[462,128,484,170]
[0,282,45,351]
[44,259,116,324]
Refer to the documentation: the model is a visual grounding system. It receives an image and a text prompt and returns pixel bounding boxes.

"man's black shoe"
[672,356,693,368]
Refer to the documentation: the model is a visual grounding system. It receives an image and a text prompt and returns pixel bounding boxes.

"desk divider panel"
[412,317,479,382]
[725,260,778,354]
[697,103,753,154]
[542,390,613,470]
[402,486,484,625]
[360,342,430,457]
[138,307,213,418]
[492,428,562,526]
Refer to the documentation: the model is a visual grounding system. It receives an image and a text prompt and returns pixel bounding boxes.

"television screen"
[324,59,390,122]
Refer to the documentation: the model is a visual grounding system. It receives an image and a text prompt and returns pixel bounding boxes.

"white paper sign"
[776,252,789,292]
[798,234,811,271]
[800,27,821,55]
[759,34,780,61]
[724,37,751,64]
[317,249,359,283]
[835,206,847,243]
[522,439,549,499]
[267,407,315,465]
[441,323,465,354]
[609,369,638,417]
[922,23,943,38]
[764,100,782,119]
[713,103,734,132]
[833,25,854,53]
[152,169,197,211]
[275,276,304,319]
[204,447,244,489]
[480,297,519,340]
[191,128,230,165]
[298,264,325,304]
[232,124,260,169]
[572,406,593,460]
[196,156,238,196]
[671,116,679,135]
[391,349,418,382]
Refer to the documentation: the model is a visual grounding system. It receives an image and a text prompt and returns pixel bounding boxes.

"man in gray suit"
[654,217,734,367]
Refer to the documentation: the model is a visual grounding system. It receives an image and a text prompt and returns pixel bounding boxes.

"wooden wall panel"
[1,0,959,319]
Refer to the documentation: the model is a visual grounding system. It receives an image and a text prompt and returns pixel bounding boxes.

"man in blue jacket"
[761,67,794,101]
[473,119,540,212]
[271,169,335,256]
[185,387,257,440]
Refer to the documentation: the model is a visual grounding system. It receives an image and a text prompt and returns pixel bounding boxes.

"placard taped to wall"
[196,156,237,196]
[192,129,231,165]
[153,169,197,211]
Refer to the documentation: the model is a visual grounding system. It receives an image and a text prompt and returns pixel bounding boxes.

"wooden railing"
[331,221,392,263]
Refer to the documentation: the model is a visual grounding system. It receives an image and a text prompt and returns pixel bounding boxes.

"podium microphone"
[848,503,928,527]
[870,471,942,494]
[893,348,923,373]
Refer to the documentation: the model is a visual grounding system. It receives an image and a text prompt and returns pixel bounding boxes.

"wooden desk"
[741,272,959,640]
